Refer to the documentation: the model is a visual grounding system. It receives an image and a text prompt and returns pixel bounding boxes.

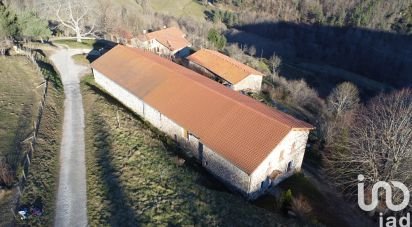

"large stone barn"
[91,45,313,199]
[132,27,191,58]
[187,49,265,92]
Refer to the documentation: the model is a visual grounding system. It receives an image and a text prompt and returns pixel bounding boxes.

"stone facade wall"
[94,70,310,200]
[232,74,263,92]
[202,145,251,195]
[248,130,310,199]
[142,39,172,56]
[93,70,251,196]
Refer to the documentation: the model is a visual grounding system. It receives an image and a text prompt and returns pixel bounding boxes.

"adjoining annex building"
[91,45,313,199]
[187,49,265,92]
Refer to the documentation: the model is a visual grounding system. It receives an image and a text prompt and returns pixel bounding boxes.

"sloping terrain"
[82,75,305,226]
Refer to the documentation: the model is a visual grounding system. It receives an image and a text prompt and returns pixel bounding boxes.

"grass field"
[0,56,42,171]
[0,56,42,225]
[150,0,206,21]
[82,75,303,226]
[15,54,64,226]
[0,53,64,226]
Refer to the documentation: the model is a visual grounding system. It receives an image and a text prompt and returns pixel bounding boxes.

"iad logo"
[358,174,410,212]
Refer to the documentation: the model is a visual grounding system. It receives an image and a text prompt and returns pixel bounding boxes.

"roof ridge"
[125,46,305,129]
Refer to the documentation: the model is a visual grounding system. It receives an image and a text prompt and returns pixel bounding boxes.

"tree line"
[212,0,412,35]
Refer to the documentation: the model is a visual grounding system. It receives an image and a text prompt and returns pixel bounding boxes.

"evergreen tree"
[0,4,18,39]
[18,12,51,42]
[207,28,226,50]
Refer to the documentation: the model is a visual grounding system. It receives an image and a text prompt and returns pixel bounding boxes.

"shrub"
[291,194,313,220]
[278,189,293,211]
[0,159,14,187]
[207,28,226,50]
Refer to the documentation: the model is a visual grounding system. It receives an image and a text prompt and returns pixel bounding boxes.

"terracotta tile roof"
[91,45,313,175]
[138,27,191,51]
[187,49,264,84]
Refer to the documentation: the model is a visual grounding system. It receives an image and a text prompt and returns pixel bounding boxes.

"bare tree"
[247,45,256,57]
[325,89,412,212]
[96,0,116,35]
[269,53,282,75]
[327,82,360,117]
[55,0,95,42]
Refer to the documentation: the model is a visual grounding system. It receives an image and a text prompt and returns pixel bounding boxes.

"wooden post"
[22,170,26,180]
[17,185,22,196]
[26,153,31,165]
[30,142,34,156]
[10,208,16,219]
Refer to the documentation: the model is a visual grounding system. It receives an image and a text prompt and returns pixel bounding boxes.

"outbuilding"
[91,45,313,199]
[132,27,191,57]
[187,49,265,92]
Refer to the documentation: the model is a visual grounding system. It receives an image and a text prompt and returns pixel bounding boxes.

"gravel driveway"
[50,48,90,227]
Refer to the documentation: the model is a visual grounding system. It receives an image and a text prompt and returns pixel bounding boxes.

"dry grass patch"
[72,53,90,66]
[0,53,64,226]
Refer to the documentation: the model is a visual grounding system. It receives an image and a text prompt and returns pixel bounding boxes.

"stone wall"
[93,70,252,196]
[232,74,263,92]
[248,130,310,199]
[94,70,310,200]
[202,145,251,195]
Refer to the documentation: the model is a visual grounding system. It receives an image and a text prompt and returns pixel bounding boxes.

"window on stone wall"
[183,129,189,140]
[287,160,294,172]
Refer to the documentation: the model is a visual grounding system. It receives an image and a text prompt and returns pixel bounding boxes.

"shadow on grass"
[81,76,305,226]
[27,50,63,90]
[90,112,140,225]
[84,79,230,194]
[279,173,350,227]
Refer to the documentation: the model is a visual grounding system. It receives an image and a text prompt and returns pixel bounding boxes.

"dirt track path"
[50,47,90,227]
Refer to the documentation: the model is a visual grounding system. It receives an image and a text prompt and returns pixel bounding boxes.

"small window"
[287,161,294,172]
[182,129,189,140]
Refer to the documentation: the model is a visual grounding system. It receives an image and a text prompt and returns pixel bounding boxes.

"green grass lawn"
[53,39,97,49]
[82,75,303,226]
[150,0,206,21]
